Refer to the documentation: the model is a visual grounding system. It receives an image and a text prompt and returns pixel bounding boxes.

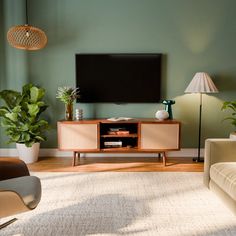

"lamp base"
[192,157,204,162]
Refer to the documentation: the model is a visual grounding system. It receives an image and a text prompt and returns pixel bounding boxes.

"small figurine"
[162,100,175,120]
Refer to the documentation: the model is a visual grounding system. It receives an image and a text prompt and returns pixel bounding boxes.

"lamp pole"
[184,72,218,163]
[193,93,203,162]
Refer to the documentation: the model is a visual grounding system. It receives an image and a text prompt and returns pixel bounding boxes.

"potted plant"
[56,86,80,120]
[0,83,49,163]
[221,101,236,139]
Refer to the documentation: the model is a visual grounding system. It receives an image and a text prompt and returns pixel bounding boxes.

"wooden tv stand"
[57,118,181,166]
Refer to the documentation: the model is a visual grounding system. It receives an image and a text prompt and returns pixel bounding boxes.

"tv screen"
[75,53,162,103]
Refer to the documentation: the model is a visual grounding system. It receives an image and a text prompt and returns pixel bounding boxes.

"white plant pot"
[16,143,40,164]
[230,132,236,140]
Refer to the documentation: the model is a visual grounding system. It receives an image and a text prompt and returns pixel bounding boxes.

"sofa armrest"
[203,138,236,187]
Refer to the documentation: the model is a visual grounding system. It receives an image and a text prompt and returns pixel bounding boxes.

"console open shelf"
[57,118,181,166]
[100,122,138,150]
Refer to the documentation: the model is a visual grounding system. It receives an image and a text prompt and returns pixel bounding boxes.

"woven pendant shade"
[7,24,47,50]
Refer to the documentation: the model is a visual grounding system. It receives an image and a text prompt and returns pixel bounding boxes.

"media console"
[57,119,181,166]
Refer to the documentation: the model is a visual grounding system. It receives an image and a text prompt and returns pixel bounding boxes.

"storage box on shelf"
[57,118,181,166]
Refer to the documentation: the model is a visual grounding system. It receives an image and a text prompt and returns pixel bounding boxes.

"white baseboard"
[0,148,204,158]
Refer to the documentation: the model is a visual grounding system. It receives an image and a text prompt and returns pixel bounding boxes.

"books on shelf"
[109,127,126,131]
[104,141,122,148]
[107,130,130,135]
[116,131,130,135]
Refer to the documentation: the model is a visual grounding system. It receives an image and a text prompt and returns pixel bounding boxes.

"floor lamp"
[185,72,218,162]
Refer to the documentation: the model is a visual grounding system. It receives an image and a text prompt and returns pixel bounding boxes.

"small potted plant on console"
[56,86,80,120]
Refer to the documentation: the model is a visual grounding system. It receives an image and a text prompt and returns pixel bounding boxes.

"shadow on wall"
[0,0,6,89]
[213,73,236,100]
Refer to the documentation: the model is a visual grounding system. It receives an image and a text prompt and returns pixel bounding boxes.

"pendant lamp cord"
[25,0,29,25]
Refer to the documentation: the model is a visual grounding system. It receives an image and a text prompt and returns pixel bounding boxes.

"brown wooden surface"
[58,122,99,151]
[27,156,203,172]
[58,118,181,124]
[58,119,181,152]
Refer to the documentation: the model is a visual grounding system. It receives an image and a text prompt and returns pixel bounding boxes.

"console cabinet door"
[140,123,180,150]
[58,123,98,150]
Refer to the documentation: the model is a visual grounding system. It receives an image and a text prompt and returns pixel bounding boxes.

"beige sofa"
[204,138,236,214]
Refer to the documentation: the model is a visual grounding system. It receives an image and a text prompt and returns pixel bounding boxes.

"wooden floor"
[28,156,204,172]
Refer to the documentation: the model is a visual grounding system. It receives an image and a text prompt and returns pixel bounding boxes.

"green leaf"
[5,112,18,122]
[35,135,45,141]
[37,119,49,127]
[56,86,79,104]
[11,134,21,142]
[22,83,33,96]
[20,132,30,142]
[1,119,13,127]
[28,104,40,117]
[12,105,21,113]
[30,87,45,103]
[19,124,29,132]
[37,101,45,107]
[0,90,21,109]
[37,105,48,117]
[0,106,9,116]
[25,141,35,147]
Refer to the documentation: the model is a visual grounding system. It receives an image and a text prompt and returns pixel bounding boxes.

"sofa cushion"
[210,162,236,201]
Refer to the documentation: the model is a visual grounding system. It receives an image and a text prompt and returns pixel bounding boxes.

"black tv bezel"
[75,53,162,103]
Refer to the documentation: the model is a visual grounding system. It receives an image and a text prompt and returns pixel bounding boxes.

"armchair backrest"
[0,190,30,217]
[204,139,236,187]
[0,158,29,181]
[0,158,41,220]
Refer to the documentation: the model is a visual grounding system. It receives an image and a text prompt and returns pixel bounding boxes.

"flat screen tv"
[75,53,162,103]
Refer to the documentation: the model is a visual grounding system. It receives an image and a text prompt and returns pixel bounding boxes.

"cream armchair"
[0,158,41,229]
[204,139,236,214]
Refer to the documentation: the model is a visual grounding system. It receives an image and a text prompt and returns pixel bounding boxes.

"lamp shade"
[7,24,47,50]
[185,72,218,94]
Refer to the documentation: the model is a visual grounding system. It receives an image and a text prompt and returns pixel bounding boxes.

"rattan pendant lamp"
[7,0,47,50]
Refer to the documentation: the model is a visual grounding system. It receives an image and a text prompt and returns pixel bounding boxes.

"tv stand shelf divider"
[57,119,181,166]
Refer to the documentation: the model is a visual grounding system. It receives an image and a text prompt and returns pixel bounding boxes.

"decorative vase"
[16,143,40,164]
[155,110,169,120]
[65,103,73,120]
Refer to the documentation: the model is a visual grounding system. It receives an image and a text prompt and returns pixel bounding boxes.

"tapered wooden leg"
[162,152,167,166]
[73,152,77,166]
[73,152,80,166]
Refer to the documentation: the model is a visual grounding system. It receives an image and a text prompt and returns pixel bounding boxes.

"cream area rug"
[1,172,236,236]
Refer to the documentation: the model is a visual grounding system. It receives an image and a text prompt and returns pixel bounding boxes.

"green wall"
[1,0,236,148]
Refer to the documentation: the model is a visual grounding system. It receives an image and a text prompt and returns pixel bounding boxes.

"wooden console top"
[59,118,180,124]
